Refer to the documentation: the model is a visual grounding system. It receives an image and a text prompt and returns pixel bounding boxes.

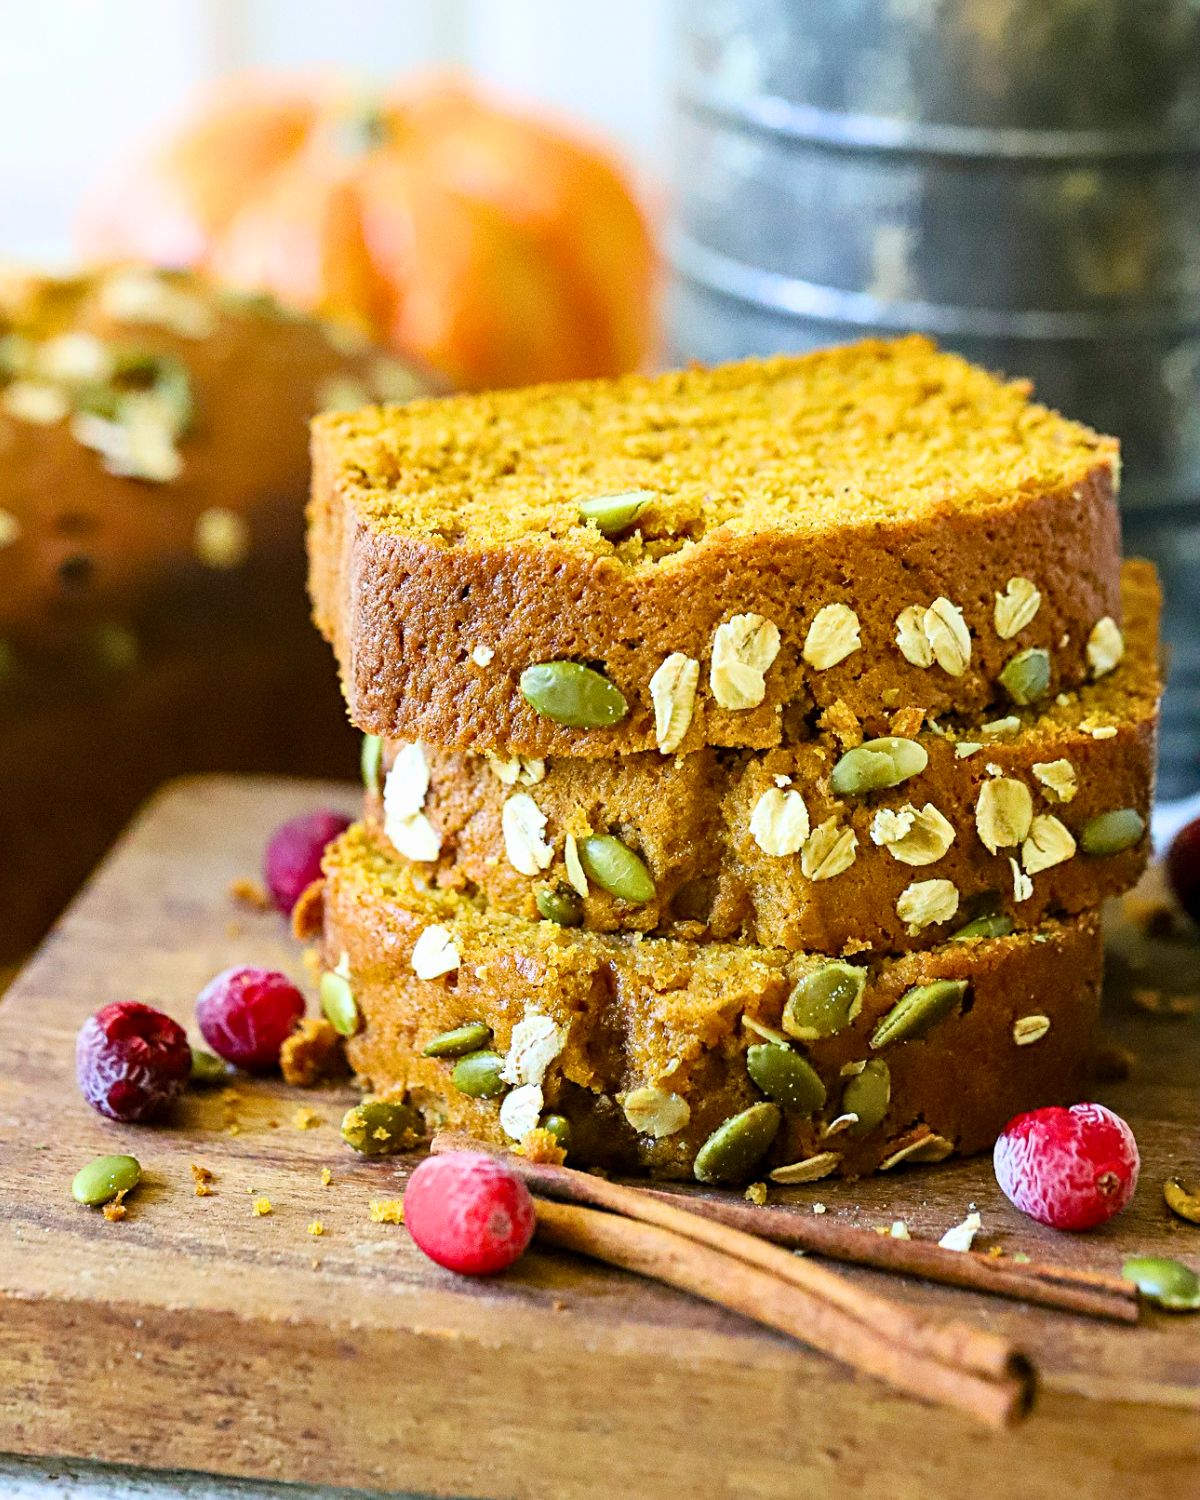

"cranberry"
[263,809,352,916]
[404,1152,536,1275]
[1166,815,1200,925]
[195,966,306,1072]
[994,1102,1139,1231]
[76,1001,190,1122]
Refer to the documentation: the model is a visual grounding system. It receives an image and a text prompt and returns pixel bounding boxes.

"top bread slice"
[310,336,1121,758]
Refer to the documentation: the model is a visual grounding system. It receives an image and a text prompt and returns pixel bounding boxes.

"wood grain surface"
[0,776,1196,1500]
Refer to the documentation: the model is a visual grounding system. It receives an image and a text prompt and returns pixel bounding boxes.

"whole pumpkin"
[80,74,657,390]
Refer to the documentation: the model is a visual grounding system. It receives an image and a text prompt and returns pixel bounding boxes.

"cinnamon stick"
[535,1199,1032,1430]
[430,1133,1137,1324]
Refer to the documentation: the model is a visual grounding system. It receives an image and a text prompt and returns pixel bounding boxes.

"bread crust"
[323,824,1102,1181]
[310,340,1122,755]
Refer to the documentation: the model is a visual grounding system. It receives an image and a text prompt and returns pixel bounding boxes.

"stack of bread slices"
[307,336,1161,1185]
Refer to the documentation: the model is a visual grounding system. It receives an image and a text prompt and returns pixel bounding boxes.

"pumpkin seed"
[541,1113,572,1150]
[840,1059,891,1134]
[519,661,628,728]
[578,835,655,904]
[830,737,928,796]
[693,1102,781,1185]
[451,1049,508,1098]
[422,1021,492,1059]
[1122,1255,1200,1312]
[870,980,968,1049]
[536,883,584,926]
[950,912,1015,942]
[782,962,867,1040]
[1163,1177,1200,1226]
[578,489,653,537]
[998,647,1051,706]
[72,1154,141,1207]
[340,1099,423,1156]
[319,969,360,1037]
[746,1044,827,1114]
[1080,807,1145,856]
[189,1046,229,1085]
[361,733,383,795]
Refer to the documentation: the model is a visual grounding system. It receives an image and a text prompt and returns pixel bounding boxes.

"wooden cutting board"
[0,776,1196,1500]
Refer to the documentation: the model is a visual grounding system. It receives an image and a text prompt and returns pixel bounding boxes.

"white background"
[0,0,675,261]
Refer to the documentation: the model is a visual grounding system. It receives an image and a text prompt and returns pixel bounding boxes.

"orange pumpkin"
[80,74,658,389]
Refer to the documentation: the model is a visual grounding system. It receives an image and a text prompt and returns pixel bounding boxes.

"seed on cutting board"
[578,489,653,536]
[998,647,1051,705]
[693,1102,781,1184]
[746,1044,827,1114]
[423,1022,492,1059]
[451,1049,508,1098]
[541,1113,572,1150]
[871,980,968,1049]
[189,1046,229,1085]
[578,834,656,904]
[950,912,1015,942]
[1122,1256,1200,1312]
[360,733,383,795]
[519,661,629,728]
[1163,1177,1200,1225]
[340,1099,423,1156]
[1080,807,1146,856]
[839,1059,891,1134]
[536,884,584,926]
[71,1154,141,1207]
[319,969,360,1037]
[783,962,867,1040]
[830,736,928,795]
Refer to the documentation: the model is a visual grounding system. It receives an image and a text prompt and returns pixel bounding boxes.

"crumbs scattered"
[253,1197,273,1217]
[103,1190,129,1222]
[320,1167,333,1188]
[939,1209,982,1252]
[292,1106,323,1130]
[368,1198,405,1225]
[1132,988,1198,1018]
[228,876,272,912]
[744,1181,768,1206]
[280,1017,347,1087]
[307,1220,325,1237]
[812,1202,827,1216]
[191,1163,215,1197]
[516,1127,566,1166]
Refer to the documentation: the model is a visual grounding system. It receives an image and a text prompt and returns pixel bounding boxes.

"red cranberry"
[404,1152,536,1275]
[994,1102,1139,1231]
[195,966,305,1072]
[1166,815,1200,925]
[263,809,352,916]
[76,1001,190,1122]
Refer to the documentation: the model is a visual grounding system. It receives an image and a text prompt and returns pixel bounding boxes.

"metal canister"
[669,0,1200,797]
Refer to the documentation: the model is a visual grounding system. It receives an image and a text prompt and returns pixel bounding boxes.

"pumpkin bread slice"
[310,335,1121,757]
[364,559,1158,955]
[318,823,1102,1182]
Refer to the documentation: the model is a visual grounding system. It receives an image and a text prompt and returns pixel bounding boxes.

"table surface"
[0,775,1197,1500]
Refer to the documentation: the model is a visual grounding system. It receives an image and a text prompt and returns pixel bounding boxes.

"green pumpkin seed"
[79,349,194,437]
[998,647,1051,706]
[830,737,928,796]
[1122,1256,1200,1312]
[840,1059,891,1134]
[361,733,383,795]
[746,1044,827,1114]
[340,1099,423,1156]
[72,1154,141,1207]
[783,963,868,1040]
[578,835,656,904]
[189,1046,229,1085]
[422,1021,492,1059]
[578,489,653,537]
[541,1113,572,1150]
[519,661,628,729]
[693,1102,781,1185]
[536,884,584,926]
[1080,807,1145,856]
[950,912,1015,942]
[320,969,360,1037]
[451,1049,508,1099]
[870,980,968,1049]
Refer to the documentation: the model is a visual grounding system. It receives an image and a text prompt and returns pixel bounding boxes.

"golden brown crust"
[323,823,1102,1181]
[366,561,1159,955]
[309,338,1122,755]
